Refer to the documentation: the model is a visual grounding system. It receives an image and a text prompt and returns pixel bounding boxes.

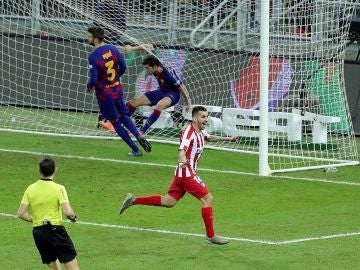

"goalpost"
[0,0,358,174]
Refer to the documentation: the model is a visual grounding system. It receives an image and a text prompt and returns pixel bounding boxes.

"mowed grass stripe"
[1,147,360,186]
[2,213,359,246]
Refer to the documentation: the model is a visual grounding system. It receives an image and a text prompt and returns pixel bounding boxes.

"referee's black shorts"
[32,224,77,264]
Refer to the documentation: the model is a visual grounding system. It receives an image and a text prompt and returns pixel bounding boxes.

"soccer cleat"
[98,120,116,133]
[119,193,135,214]
[138,137,152,152]
[128,150,143,157]
[206,235,230,245]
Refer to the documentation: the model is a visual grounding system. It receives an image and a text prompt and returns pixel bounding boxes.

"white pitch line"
[0,213,275,245]
[1,213,360,246]
[0,148,360,186]
[276,232,360,245]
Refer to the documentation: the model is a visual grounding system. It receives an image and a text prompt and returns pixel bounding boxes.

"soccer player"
[119,106,238,245]
[87,26,151,156]
[126,54,192,135]
[97,43,154,133]
[17,156,80,270]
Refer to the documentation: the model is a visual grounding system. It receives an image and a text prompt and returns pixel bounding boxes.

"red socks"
[133,198,215,238]
[133,195,162,206]
[153,109,161,117]
[127,103,136,113]
[201,206,215,238]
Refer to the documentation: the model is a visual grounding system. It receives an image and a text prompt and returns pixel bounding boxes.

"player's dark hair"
[142,55,160,67]
[39,156,56,177]
[192,106,207,117]
[87,26,105,41]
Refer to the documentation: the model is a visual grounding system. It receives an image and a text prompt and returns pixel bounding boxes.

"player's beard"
[89,41,95,46]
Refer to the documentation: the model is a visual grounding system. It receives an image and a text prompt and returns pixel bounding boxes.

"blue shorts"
[144,88,180,106]
[99,91,129,121]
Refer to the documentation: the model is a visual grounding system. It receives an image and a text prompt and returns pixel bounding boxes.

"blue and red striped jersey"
[153,65,182,91]
[87,44,126,102]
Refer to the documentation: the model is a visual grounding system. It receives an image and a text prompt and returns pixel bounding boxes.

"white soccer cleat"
[206,235,230,245]
[119,193,135,215]
[128,150,143,157]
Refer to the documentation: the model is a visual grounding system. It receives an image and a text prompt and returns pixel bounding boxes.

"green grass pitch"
[0,131,359,269]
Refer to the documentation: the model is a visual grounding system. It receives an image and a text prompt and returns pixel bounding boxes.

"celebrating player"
[126,54,192,135]
[86,26,151,156]
[119,106,238,245]
[17,156,80,270]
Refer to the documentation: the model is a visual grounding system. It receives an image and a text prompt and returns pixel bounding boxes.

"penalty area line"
[0,148,360,186]
[1,213,360,246]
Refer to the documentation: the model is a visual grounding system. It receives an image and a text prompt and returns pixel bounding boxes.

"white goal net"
[0,0,358,173]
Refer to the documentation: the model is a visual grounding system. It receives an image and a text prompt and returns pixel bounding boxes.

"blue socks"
[120,115,141,140]
[111,120,140,152]
[141,109,161,134]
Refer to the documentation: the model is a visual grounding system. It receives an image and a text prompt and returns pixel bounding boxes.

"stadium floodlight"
[0,0,358,174]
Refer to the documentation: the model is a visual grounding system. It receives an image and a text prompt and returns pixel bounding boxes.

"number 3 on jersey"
[102,50,115,82]
[105,60,115,82]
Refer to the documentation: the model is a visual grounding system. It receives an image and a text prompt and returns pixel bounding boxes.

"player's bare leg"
[127,95,152,117]
[64,258,80,270]
[47,260,61,270]
[160,194,178,208]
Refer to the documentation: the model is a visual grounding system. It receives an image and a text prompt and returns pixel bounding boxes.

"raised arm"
[179,84,191,112]
[122,44,154,54]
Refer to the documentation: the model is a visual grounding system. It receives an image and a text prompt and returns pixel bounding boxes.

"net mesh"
[0,0,358,172]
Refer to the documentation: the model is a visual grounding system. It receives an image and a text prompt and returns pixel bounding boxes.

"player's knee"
[47,263,60,270]
[202,193,214,205]
[162,196,177,208]
[154,104,164,112]
[164,203,174,208]
[164,200,176,208]
[127,101,136,108]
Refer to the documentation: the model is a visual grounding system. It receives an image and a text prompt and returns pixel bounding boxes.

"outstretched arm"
[122,44,154,54]
[179,84,191,112]
[207,135,238,142]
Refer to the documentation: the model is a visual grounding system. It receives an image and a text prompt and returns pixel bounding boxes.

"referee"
[17,156,80,270]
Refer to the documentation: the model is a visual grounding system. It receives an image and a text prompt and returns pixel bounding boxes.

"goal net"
[0,0,358,173]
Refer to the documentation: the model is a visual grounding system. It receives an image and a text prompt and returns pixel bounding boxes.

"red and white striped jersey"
[174,124,210,178]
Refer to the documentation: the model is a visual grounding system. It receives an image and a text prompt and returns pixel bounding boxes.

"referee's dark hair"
[192,106,207,117]
[142,54,161,67]
[87,26,105,41]
[39,156,56,177]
